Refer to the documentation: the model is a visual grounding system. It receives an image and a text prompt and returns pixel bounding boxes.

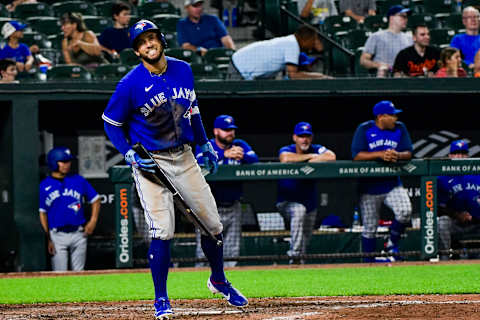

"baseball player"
[194,115,259,268]
[351,101,413,263]
[102,20,248,319]
[438,140,480,260]
[39,147,101,271]
[277,122,336,264]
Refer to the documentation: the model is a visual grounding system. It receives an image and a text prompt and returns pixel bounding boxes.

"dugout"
[1,77,480,271]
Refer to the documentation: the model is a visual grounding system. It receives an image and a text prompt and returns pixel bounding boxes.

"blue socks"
[389,219,406,246]
[201,234,226,283]
[148,239,171,300]
[362,236,376,262]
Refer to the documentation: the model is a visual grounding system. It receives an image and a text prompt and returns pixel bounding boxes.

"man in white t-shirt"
[228,25,328,80]
[360,5,413,77]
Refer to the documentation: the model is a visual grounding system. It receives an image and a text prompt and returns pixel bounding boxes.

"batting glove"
[200,142,218,175]
[125,149,156,173]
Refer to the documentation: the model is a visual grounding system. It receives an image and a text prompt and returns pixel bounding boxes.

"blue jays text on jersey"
[102,57,200,152]
[438,175,480,219]
[351,120,413,195]
[39,175,99,229]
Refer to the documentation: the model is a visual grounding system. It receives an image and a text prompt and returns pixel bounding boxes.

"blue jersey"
[39,174,99,229]
[438,175,480,219]
[351,120,413,195]
[277,144,328,212]
[102,57,199,151]
[195,138,258,204]
[176,14,228,49]
[0,42,31,63]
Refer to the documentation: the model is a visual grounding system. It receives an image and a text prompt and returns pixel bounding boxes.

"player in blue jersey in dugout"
[102,20,247,319]
[39,147,101,271]
[351,100,413,262]
[437,140,480,260]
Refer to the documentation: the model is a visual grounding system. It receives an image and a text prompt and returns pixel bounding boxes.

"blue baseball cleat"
[207,277,248,307]
[154,298,173,319]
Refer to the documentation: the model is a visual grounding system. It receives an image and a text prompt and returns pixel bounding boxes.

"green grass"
[1,264,480,304]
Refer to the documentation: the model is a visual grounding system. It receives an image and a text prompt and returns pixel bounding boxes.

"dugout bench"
[109,159,480,268]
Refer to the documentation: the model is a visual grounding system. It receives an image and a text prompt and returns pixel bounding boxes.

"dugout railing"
[109,158,480,268]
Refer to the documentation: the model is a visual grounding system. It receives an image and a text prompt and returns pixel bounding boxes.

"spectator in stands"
[277,122,336,264]
[435,47,467,78]
[0,21,34,73]
[177,0,235,56]
[99,2,132,58]
[393,24,440,77]
[228,25,329,80]
[5,0,36,12]
[450,6,480,70]
[194,115,259,268]
[297,0,338,26]
[360,5,412,77]
[0,59,18,83]
[339,0,375,24]
[61,12,107,70]
[438,140,480,260]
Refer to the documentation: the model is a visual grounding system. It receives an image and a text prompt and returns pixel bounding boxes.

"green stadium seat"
[95,1,114,18]
[47,33,63,49]
[47,64,92,80]
[323,15,357,36]
[445,13,465,32]
[119,48,140,66]
[83,15,112,33]
[0,4,9,17]
[190,62,222,80]
[22,31,52,49]
[138,1,179,18]
[52,1,97,17]
[203,48,234,72]
[363,15,388,31]
[337,29,370,50]
[39,48,61,64]
[27,16,61,35]
[330,46,354,77]
[429,28,456,48]
[164,32,177,48]
[152,14,180,33]
[164,48,202,63]
[14,2,52,20]
[407,13,439,29]
[94,63,129,80]
[424,0,457,18]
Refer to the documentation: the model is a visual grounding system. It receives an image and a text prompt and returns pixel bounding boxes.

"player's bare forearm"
[39,212,49,234]
[397,151,412,160]
[280,152,314,163]
[90,199,101,223]
[288,70,330,79]
[309,150,336,162]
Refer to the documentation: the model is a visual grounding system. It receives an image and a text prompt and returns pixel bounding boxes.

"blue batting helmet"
[47,147,74,171]
[129,19,167,50]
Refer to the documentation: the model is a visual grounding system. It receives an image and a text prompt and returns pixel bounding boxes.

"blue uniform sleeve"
[102,79,133,127]
[351,123,368,159]
[278,145,293,157]
[176,19,187,46]
[437,176,451,207]
[235,139,258,164]
[185,64,208,146]
[81,176,99,203]
[397,122,413,152]
[39,182,48,212]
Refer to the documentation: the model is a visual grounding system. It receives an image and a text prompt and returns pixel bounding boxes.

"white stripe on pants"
[360,186,412,239]
[49,230,87,271]
[133,146,223,240]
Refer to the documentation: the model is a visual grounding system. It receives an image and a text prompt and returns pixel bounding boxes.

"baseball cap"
[450,139,469,154]
[386,5,411,18]
[184,0,204,6]
[1,21,27,39]
[294,122,313,136]
[214,115,238,130]
[299,52,317,66]
[373,100,402,116]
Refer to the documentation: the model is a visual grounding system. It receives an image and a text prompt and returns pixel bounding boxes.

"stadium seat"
[164,48,202,63]
[22,31,52,49]
[424,0,458,18]
[138,1,179,18]
[164,32,177,48]
[83,15,112,33]
[94,63,129,80]
[38,48,61,65]
[407,14,439,29]
[0,4,9,17]
[354,48,372,77]
[323,15,357,36]
[429,28,456,48]
[152,14,180,33]
[52,1,97,17]
[95,1,114,18]
[47,33,63,49]
[0,17,13,31]
[330,46,354,77]
[27,16,61,35]
[363,15,388,31]
[47,64,92,80]
[190,63,221,80]
[14,2,52,20]
[445,13,465,32]
[203,48,234,72]
[120,48,140,66]
[337,29,370,50]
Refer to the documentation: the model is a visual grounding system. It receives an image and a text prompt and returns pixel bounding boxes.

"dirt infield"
[3,261,480,319]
